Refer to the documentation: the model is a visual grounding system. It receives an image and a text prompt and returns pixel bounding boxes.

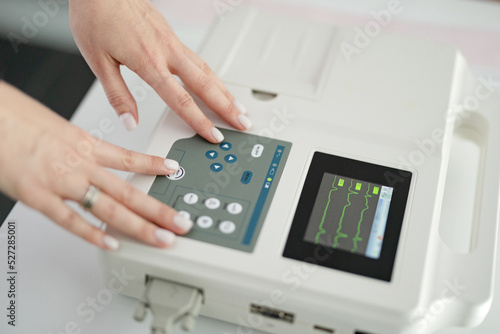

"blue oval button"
[205,150,218,159]
[219,142,232,151]
[210,163,223,172]
[224,154,237,163]
[241,171,253,184]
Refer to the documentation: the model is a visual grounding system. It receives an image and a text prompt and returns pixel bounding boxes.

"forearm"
[0,81,66,136]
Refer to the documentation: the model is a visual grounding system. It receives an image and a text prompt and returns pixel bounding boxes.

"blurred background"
[0,0,95,223]
[0,0,499,224]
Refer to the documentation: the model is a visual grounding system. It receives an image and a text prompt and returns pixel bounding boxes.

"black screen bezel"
[282,152,412,282]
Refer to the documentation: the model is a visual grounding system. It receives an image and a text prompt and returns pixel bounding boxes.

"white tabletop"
[1,1,500,333]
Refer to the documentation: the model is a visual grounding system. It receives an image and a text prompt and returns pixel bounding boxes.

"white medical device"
[102,8,500,334]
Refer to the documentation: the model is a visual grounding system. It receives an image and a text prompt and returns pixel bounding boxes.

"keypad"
[173,189,245,236]
[176,141,248,236]
[206,142,236,172]
[148,128,292,252]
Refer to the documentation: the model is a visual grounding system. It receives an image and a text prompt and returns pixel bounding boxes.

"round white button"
[178,211,191,220]
[197,216,213,229]
[166,166,185,180]
[183,193,198,205]
[227,202,243,215]
[205,197,221,210]
[219,221,236,234]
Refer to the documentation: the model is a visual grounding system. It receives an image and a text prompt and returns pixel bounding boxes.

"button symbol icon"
[227,202,243,215]
[210,163,223,172]
[205,197,221,210]
[219,221,236,234]
[197,216,214,229]
[220,142,232,151]
[251,144,264,158]
[241,171,253,184]
[166,166,185,180]
[205,150,218,159]
[224,154,237,163]
[183,193,198,205]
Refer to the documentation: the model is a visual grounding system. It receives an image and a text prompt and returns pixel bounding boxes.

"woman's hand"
[0,82,193,250]
[68,0,252,142]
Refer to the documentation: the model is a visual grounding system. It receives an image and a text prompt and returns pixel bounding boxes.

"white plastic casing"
[101,8,500,334]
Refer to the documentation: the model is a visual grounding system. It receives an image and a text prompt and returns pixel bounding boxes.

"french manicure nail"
[164,159,179,171]
[233,100,247,114]
[155,228,176,246]
[173,213,194,232]
[238,114,253,130]
[103,235,120,250]
[211,127,224,142]
[119,113,137,131]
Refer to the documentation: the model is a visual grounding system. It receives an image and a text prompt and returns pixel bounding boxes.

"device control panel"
[149,128,291,252]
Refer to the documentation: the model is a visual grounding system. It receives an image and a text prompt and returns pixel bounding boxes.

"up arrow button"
[220,142,232,151]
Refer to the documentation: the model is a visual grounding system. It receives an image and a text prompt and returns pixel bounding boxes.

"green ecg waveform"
[314,176,374,253]
[351,183,372,253]
[333,179,358,248]
[314,176,338,244]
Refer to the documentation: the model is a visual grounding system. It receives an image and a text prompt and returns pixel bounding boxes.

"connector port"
[250,304,294,323]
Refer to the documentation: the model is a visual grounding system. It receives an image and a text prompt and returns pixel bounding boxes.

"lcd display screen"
[283,152,412,281]
[303,173,393,259]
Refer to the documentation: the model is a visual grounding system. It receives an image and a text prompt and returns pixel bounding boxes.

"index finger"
[139,66,225,144]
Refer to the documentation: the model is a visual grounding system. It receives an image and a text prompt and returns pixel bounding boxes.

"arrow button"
[210,163,223,172]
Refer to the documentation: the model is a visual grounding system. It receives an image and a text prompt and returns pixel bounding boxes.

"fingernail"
[173,213,193,232]
[233,100,247,114]
[155,228,176,246]
[211,127,224,142]
[103,235,120,250]
[120,113,137,131]
[238,114,253,130]
[164,159,179,171]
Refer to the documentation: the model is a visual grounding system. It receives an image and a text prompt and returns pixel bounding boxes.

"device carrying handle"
[435,92,500,329]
